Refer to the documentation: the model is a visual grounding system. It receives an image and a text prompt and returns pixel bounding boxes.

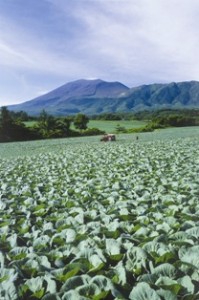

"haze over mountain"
[8,79,199,116]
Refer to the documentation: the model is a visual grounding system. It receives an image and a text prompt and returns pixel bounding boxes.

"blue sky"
[0,0,199,105]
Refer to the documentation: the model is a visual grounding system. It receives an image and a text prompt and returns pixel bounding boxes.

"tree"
[0,106,37,142]
[36,110,57,138]
[0,106,13,128]
[0,106,15,141]
[74,113,89,130]
[9,110,30,122]
[55,117,72,137]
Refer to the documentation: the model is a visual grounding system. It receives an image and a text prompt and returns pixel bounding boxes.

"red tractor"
[100,134,116,142]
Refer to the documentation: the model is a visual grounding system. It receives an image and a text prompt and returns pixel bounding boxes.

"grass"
[24,119,147,132]
[87,120,147,132]
[24,121,37,127]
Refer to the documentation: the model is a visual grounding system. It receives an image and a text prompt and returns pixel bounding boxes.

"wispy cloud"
[0,0,199,105]
[71,0,199,82]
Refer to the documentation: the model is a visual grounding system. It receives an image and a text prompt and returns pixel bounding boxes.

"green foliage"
[9,110,31,122]
[35,110,57,138]
[1,128,199,298]
[0,107,38,142]
[151,115,198,128]
[93,113,122,120]
[3,108,199,142]
[129,282,161,300]
[55,117,72,137]
[74,113,89,130]
[126,110,199,133]
[0,110,79,142]
[115,124,127,133]
[80,128,105,136]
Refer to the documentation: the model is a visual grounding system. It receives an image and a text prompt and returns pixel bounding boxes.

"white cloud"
[1,0,199,105]
[76,0,199,82]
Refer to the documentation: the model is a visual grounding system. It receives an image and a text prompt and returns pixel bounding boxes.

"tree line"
[126,113,199,134]
[0,107,104,142]
[1,107,199,142]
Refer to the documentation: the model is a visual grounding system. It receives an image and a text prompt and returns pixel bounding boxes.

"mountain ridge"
[7,79,199,115]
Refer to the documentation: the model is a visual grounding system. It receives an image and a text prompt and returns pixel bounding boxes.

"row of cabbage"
[0,136,199,299]
[1,126,199,159]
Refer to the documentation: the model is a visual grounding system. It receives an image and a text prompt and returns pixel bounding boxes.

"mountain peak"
[7,79,199,115]
[47,78,129,99]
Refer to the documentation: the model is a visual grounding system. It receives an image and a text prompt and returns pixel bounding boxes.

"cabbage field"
[0,127,199,299]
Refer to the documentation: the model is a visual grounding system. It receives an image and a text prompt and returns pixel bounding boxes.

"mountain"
[8,79,129,115]
[8,79,199,116]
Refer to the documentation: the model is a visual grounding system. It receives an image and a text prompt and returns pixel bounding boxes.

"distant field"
[24,121,37,127]
[88,120,147,132]
[25,119,147,132]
